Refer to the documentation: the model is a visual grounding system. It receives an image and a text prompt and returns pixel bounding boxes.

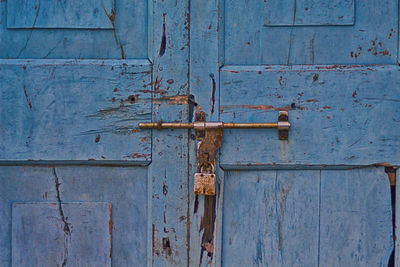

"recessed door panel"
[225,0,397,64]
[221,168,392,266]
[0,166,147,266]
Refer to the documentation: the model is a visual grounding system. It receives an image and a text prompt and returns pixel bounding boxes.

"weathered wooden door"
[0,0,191,266]
[1,0,399,266]
[189,0,400,266]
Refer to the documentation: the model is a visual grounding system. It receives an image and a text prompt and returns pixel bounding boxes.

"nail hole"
[127,95,136,104]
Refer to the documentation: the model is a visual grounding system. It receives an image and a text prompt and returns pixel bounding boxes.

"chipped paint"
[23,85,32,109]
[108,203,113,258]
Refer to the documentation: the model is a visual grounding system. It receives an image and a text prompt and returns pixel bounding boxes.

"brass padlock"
[194,164,216,195]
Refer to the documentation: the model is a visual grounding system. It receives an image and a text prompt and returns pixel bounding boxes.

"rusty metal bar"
[139,111,291,140]
[139,121,289,130]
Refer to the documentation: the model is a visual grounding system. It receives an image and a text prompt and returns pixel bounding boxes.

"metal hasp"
[139,110,290,169]
[140,111,290,195]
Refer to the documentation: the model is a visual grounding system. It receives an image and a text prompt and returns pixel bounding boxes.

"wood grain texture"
[264,0,354,26]
[220,65,400,166]
[222,170,319,266]
[190,0,223,121]
[320,168,393,266]
[7,0,114,29]
[1,0,147,59]
[12,202,111,267]
[0,166,147,267]
[148,0,190,265]
[225,0,397,64]
[0,59,152,161]
[220,168,392,266]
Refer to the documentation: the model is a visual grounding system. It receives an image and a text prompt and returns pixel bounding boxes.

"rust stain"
[94,134,101,143]
[385,166,396,186]
[159,14,167,57]
[23,85,33,109]
[124,153,151,159]
[153,95,188,105]
[199,196,216,264]
[152,224,160,257]
[221,104,292,111]
[367,38,390,57]
[108,203,113,258]
[209,74,216,114]
[104,7,125,59]
[278,76,284,86]
[141,137,149,142]
[388,29,395,39]
[277,178,293,251]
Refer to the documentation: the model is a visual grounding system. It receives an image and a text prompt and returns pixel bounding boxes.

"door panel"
[320,168,393,266]
[192,0,398,266]
[0,60,151,161]
[1,0,148,58]
[225,0,397,64]
[221,168,392,266]
[7,0,114,29]
[222,170,320,266]
[0,166,147,266]
[220,65,400,166]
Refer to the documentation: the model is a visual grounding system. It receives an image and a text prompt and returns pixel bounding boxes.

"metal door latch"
[140,111,290,195]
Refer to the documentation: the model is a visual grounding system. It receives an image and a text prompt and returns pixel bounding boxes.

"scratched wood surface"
[221,168,392,266]
[225,0,397,64]
[0,166,147,266]
[7,0,114,29]
[0,59,152,161]
[12,202,112,267]
[189,0,224,265]
[219,65,400,166]
[319,168,393,266]
[1,0,147,58]
[148,0,191,266]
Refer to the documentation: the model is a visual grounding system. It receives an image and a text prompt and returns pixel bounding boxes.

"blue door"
[1,0,399,266]
[189,0,399,266]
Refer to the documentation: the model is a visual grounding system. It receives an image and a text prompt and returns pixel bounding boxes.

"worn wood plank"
[0,166,147,266]
[0,0,148,58]
[221,170,319,266]
[189,0,224,265]
[225,0,397,64]
[320,167,393,266]
[148,0,190,265]
[0,59,151,162]
[190,0,222,121]
[220,65,400,166]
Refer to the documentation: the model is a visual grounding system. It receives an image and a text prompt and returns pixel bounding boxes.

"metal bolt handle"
[139,111,290,140]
